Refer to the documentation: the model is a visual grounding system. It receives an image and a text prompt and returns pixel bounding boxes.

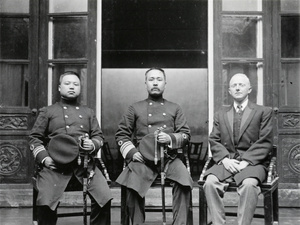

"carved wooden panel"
[0,139,32,183]
[0,115,28,130]
[278,136,300,183]
[279,113,300,129]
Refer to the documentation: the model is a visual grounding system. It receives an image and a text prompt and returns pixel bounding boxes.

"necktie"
[237,105,243,115]
[234,105,243,145]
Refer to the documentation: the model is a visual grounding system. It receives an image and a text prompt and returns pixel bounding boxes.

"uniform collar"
[60,97,79,106]
[147,95,164,103]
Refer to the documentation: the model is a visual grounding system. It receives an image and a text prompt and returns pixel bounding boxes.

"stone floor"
[1,184,299,224]
[0,206,299,225]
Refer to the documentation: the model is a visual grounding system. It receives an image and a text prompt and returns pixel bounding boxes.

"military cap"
[48,134,79,165]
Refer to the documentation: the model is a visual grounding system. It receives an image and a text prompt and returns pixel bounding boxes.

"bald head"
[228,73,252,103]
[229,73,250,86]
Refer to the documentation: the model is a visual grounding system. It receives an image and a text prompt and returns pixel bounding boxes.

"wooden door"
[273,2,300,187]
[0,0,39,184]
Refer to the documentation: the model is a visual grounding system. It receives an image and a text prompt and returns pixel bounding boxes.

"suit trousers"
[37,196,111,225]
[203,174,261,225]
[126,182,192,225]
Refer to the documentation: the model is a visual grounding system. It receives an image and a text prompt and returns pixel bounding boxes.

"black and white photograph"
[0,0,299,224]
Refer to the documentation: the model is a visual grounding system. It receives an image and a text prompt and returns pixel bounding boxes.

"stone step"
[1,184,299,208]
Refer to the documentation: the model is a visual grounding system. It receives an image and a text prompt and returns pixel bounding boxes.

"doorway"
[101,0,208,182]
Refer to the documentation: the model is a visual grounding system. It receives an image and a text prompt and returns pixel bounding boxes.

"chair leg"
[188,195,194,225]
[32,187,38,224]
[121,186,130,225]
[273,188,279,223]
[263,190,274,225]
[199,185,207,225]
[190,163,193,175]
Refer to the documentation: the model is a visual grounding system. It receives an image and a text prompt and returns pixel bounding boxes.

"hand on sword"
[157,131,171,144]
[81,138,94,151]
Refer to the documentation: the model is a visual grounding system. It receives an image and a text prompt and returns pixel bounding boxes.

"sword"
[154,127,167,224]
[83,153,88,225]
[160,144,167,225]
[154,127,164,165]
[154,130,159,165]
[78,133,89,225]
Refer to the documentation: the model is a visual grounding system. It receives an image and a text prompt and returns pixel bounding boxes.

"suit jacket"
[204,101,273,185]
[115,97,193,197]
[29,99,112,210]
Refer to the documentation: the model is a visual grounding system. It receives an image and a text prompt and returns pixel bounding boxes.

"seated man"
[29,71,112,225]
[115,68,193,224]
[203,73,273,225]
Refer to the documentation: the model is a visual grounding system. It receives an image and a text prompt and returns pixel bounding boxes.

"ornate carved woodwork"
[279,137,300,183]
[0,115,28,130]
[0,140,32,183]
[280,114,300,129]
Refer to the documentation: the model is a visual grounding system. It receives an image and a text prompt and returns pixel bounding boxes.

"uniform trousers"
[126,182,192,225]
[37,192,111,225]
[203,174,261,225]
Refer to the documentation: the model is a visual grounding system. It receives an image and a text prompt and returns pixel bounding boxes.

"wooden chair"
[120,145,193,225]
[198,146,279,225]
[188,142,206,175]
[101,141,115,179]
[102,142,114,166]
[32,157,111,225]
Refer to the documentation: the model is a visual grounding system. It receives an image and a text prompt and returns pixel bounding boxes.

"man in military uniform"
[29,71,112,225]
[116,68,193,224]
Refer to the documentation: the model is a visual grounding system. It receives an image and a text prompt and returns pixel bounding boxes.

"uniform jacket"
[204,101,273,185]
[115,97,193,197]
[29,99,112,210]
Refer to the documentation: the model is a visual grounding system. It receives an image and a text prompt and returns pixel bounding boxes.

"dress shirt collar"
[234,98,248,112]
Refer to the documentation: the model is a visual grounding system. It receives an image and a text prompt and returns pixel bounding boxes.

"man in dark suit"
[116,68,193,224]
[203,73,273,225]
[29,71,112,225]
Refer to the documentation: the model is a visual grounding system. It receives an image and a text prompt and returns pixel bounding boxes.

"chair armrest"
[182,145,191,175]
[267,156,277,183]
[32,176,37,189]
[198,157,212,182]
[95,157,111,185]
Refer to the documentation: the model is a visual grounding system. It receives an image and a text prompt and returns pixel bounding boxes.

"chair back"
[188,142,204,160]
[102,142,114,163]
[266,145,277,183]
